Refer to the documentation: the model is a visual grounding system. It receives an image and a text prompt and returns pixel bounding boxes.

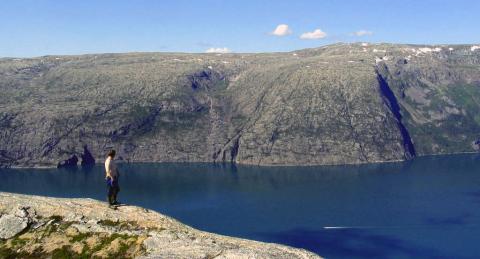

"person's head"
[107,149,116,158]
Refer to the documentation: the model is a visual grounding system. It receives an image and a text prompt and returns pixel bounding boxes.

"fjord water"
[1,154,480,258]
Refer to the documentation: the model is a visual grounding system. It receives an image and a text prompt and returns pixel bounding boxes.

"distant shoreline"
[5,151,479,170]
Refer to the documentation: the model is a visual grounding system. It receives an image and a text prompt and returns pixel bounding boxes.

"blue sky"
[0,0,479,57]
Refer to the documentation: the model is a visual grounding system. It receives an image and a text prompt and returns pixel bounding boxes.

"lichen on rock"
[0,192,320,258]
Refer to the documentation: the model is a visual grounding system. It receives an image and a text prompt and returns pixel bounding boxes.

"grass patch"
[87,233,134,258]
[97,219,119,227]
[70,232,92,243]
[0,246,16,259]
[10,237,28,247]
[0,246,44,259]
[97,219,141,230]
[109,239,135,259]
[25,233,140,259]
[51,245,77,259]
[59,222,74,231]
[91,233,128,254]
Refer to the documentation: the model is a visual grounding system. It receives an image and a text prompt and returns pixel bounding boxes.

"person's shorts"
[106,178,119,187]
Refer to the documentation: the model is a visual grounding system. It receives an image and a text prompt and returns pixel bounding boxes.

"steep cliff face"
[1,43,479,167]
[373,46,480,155]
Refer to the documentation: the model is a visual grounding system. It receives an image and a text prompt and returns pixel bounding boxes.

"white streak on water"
[323,225,480,229]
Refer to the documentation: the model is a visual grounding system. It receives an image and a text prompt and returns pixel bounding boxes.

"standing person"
[105,150,120,206]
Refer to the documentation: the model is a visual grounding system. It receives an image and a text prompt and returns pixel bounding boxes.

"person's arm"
[105,159,112,179]
[106,170,112,180]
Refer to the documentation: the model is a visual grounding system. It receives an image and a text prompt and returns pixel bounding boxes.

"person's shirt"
[104,156,119,179]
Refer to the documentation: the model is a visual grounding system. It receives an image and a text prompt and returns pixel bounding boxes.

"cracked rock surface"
[0,192,320,258]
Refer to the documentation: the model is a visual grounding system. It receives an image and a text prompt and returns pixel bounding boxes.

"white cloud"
[353,30,373,36]
[300,29,327,40]
[205,47,231,53]
[271,24,292,36]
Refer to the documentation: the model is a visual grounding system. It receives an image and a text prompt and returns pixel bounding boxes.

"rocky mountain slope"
[1,43,480,167]
[0,192,319,258]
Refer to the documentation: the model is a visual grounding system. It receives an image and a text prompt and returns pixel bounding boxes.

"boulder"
[0,214,28,239]
[57,155,79,168]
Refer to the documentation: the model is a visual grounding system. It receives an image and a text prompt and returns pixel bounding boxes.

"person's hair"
[108,150,116,157]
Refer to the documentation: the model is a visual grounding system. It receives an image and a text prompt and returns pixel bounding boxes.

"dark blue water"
[1,154,480,258]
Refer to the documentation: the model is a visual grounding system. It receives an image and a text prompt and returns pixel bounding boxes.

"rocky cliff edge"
[0,192,320,258]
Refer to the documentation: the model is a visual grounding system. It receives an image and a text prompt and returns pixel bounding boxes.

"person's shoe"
[112,201,120,205]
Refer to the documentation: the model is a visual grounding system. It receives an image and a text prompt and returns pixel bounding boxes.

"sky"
[0,0,479,57]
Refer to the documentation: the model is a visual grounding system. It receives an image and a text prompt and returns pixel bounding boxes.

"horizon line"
[2,41,479,59]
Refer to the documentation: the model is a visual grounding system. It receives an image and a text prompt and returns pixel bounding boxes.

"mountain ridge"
[1,43,480,167]
[2,42,479,59]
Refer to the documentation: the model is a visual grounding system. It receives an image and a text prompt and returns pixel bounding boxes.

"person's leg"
[112,180,120,204]
[107,185,114,205]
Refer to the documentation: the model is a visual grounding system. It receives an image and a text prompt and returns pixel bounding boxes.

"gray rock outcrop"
[0,192,320,258]
[0,214,28,239]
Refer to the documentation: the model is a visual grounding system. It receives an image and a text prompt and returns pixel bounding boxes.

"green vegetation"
[10,237,28,247]
[51,245,77,259]
[69,232,92,243]
[0,215,144,259]
[401,83,480,155]
[97,219,119,227]
[448,85,480,122]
